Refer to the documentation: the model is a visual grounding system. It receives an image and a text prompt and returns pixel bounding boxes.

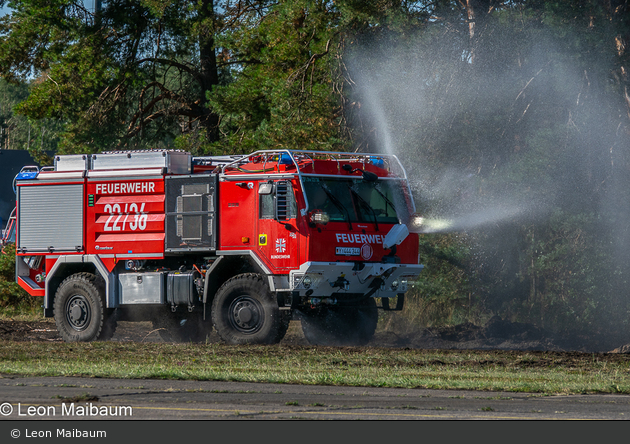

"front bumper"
[289,261,424,299]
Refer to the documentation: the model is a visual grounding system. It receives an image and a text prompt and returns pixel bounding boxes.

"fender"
[216,249,276,289]
[45,254,115,315]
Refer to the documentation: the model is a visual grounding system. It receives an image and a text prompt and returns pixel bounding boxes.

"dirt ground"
[2,315,630,353]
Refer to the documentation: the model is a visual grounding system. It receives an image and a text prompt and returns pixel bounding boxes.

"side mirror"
[362,171,378,182]
[383,224,409,250]
[342,164,378,182]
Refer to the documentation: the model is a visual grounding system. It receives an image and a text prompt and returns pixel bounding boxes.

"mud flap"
[381,294,404,311]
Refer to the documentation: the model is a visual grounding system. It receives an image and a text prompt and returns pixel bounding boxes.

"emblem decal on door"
[275,238,286,253]
[361,243,373,260]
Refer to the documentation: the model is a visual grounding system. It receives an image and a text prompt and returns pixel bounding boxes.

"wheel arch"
[45,255,113,317]
[204,252,271,306]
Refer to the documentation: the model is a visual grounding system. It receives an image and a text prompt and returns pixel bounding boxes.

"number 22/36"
[103,203,148,231]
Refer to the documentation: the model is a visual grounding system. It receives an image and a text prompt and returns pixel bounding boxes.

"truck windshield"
[303,177,411,224]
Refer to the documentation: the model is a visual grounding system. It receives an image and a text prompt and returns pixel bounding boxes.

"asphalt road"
[0,375,628,421]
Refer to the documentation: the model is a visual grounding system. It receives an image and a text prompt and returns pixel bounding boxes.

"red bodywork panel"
[17,273,45,296]
[86,179,166,257]
[218,179,301,272]
[217,181,256,250]
[306,224,419,264]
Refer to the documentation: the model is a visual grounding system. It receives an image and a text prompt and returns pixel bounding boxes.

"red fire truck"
[10,149,424,345]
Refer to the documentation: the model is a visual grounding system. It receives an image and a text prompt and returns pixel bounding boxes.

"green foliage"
[520,212,625,336]
[0,78,29,150]
[405,233,478,327]
[0,0,228,153]
[0,244,37,315]
[1,0,630,339]
[467,211,617,335]
[0,78,61,166]
[204,0,348,154]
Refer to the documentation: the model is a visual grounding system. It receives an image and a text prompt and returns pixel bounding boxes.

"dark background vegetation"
[1,0,630,343]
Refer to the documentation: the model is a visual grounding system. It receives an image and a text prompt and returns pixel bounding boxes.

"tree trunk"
[198,0,220,142]
[465,0,476,41]
[464,0,491,65]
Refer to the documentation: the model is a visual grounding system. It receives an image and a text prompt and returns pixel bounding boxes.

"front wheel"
[53,272,117,342]
[211,273,286,345]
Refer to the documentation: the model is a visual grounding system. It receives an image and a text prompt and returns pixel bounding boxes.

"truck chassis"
[11,149,424,346]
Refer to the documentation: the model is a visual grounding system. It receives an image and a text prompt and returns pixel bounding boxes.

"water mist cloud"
[345,35,563,234]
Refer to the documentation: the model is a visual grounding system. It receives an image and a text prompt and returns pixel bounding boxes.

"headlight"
[302,275,312,288]
[408,213,424,233]
[390,279,399,290]
[400,275,417,290]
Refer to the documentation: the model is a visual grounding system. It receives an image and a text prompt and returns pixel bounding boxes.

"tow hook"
[329,277,350,291]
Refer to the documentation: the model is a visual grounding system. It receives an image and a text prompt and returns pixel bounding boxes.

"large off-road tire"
[53,272,117,342]
[300,297,378,346]
[211,273,285,345]
[152,310,210,343]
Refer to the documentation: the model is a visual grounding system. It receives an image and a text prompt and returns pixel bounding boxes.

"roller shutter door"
[18,184,84,253]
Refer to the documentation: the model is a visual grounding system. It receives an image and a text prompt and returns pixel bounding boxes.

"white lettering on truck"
[335,233,384,244]
[95,182,156,195]
[103,202,147,232]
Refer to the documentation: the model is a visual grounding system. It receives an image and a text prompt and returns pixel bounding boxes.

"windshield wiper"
[349,185,379,231]
[320,184,353,230]
[372,184,401,224]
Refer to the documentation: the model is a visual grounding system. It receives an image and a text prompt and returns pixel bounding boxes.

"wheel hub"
[237,306,253,323]
[66,295,91,331]
[229,296,263,333]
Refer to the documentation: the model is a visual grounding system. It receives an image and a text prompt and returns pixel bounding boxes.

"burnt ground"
[2,315,630,354]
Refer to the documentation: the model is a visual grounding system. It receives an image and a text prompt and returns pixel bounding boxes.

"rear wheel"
[211,273,285,345]
[53,272,117,342]
[300,297,378,346]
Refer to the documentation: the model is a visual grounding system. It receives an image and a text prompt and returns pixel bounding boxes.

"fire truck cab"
[13,149,424,346]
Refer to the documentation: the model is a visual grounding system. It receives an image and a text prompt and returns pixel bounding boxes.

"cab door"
[257,180,300,272]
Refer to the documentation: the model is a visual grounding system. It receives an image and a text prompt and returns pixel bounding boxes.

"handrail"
[196,149,414,214]
[217,149,405,175]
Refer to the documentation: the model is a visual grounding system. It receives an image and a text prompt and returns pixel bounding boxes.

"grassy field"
[2,312,630,395]
[1,340,630,395]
